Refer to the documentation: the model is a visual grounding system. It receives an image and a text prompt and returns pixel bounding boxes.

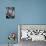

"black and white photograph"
[18,25,46,46]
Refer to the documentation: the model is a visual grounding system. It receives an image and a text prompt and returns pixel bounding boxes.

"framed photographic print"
[6,7,15,19]
[18,24,46,46]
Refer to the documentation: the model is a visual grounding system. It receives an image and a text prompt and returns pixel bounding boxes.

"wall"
[16,0,46,24]
[0,0,46,44]
[0,0,17,44]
